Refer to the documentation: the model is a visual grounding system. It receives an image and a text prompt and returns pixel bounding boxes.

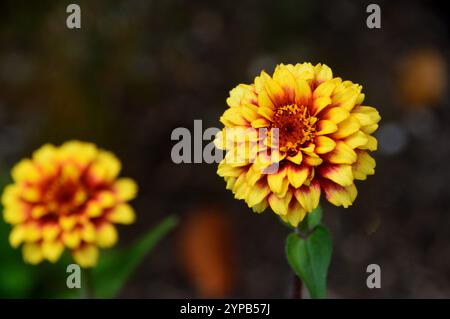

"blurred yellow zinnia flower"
[2,141,138,267]
[215,63,380,226]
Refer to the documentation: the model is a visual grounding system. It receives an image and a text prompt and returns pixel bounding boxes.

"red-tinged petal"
[303,153,323,166]
[294,78,312,106]
[241,104,260,122]
[220,108,248,126]
[281,201,307,227]
[264,76,286,106]
[314,136,336,154]
[322,141,357,164]
[318,163,354,187]
[273,65,297,102]
[268,191,293,216]
[320,179,357,208]
[286,151,303,164]
[226,84,257,108]
[313,81,335,98]
[267,167,289,196]
[258,106,274,121]
[251,118,270,128]
[294,180,321,212]
[332,86,360,111]
[311,96,332,116]
[314,64,333,84]
[320,106,350,124]
[246,181,271,207]
[287,164,310,188]
[329,115,361,139]
[257,90,275,109]
[316,120,338,135]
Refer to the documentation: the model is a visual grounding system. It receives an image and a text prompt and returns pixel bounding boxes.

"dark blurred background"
[0,0,449,298]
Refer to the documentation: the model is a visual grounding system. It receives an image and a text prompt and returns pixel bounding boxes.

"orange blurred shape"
[397,48,447,108]
[177,206,235,298]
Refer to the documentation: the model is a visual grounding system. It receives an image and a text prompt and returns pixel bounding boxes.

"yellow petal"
[3,205,27,224]
[361,123,379,134]
[62,230,81,248]
[246,182,271,207]
[114,178,138,201]
[287,164,310,188]
[81,222,97,242]
[241,104,260,122]
[323,141,357,164]
[358,135,378,151]
[321,107,350,124]
[12,159,40,183]
[351,106,381,126]
[258,106,275,121]
[9,225,26,248]
[60,215,78,230]
[318,164,354,187]
[321,180,357,208]
[251,199,268,213]
[352,151,376,180]
[24,223,41,242]
[42,240,64,263]
[273,65,297,101]
[311,96,331,116]
[42,223,60,241]
[313,81,335,98]
[267,166,287,195]
[90,151,121,181]
[294,78,312,106]
[330,115,361,139]
[294,180,321,212]
[286,151,303,164]
[226,84,256,108]
[282,201,307,227]
[268,191,293,216]
[221,108,248,126]
[314,136,336,154]
[22,243,44,265]
[72,244,99,268]
[316,120,338,135]
[257,90,275,110]
[251,118,270,128]
[264,75,286,106]
[314,64,333,83]
[303,153,323,166]
[333,85,359,111]
[96,223,118,248]
[344,131,369,149]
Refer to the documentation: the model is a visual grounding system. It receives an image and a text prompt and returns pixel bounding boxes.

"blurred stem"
[80,268,93,299]
[291,226,303,299]
[292,273,303,299]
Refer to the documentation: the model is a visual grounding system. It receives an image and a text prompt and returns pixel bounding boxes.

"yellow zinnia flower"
[2,141,138,267]
[215,63,380,226]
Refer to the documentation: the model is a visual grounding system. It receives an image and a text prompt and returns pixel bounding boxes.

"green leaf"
[91,215,178,298]
[285,225,332,299]
[298,205,322,233]
[307,205,322,230]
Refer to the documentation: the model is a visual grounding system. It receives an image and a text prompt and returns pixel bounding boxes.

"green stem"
[80,268,93,299]
[292,273,303,299]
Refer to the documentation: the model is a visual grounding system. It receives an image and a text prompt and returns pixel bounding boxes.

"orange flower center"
[42,175,88,216]
[271,104,317,156]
